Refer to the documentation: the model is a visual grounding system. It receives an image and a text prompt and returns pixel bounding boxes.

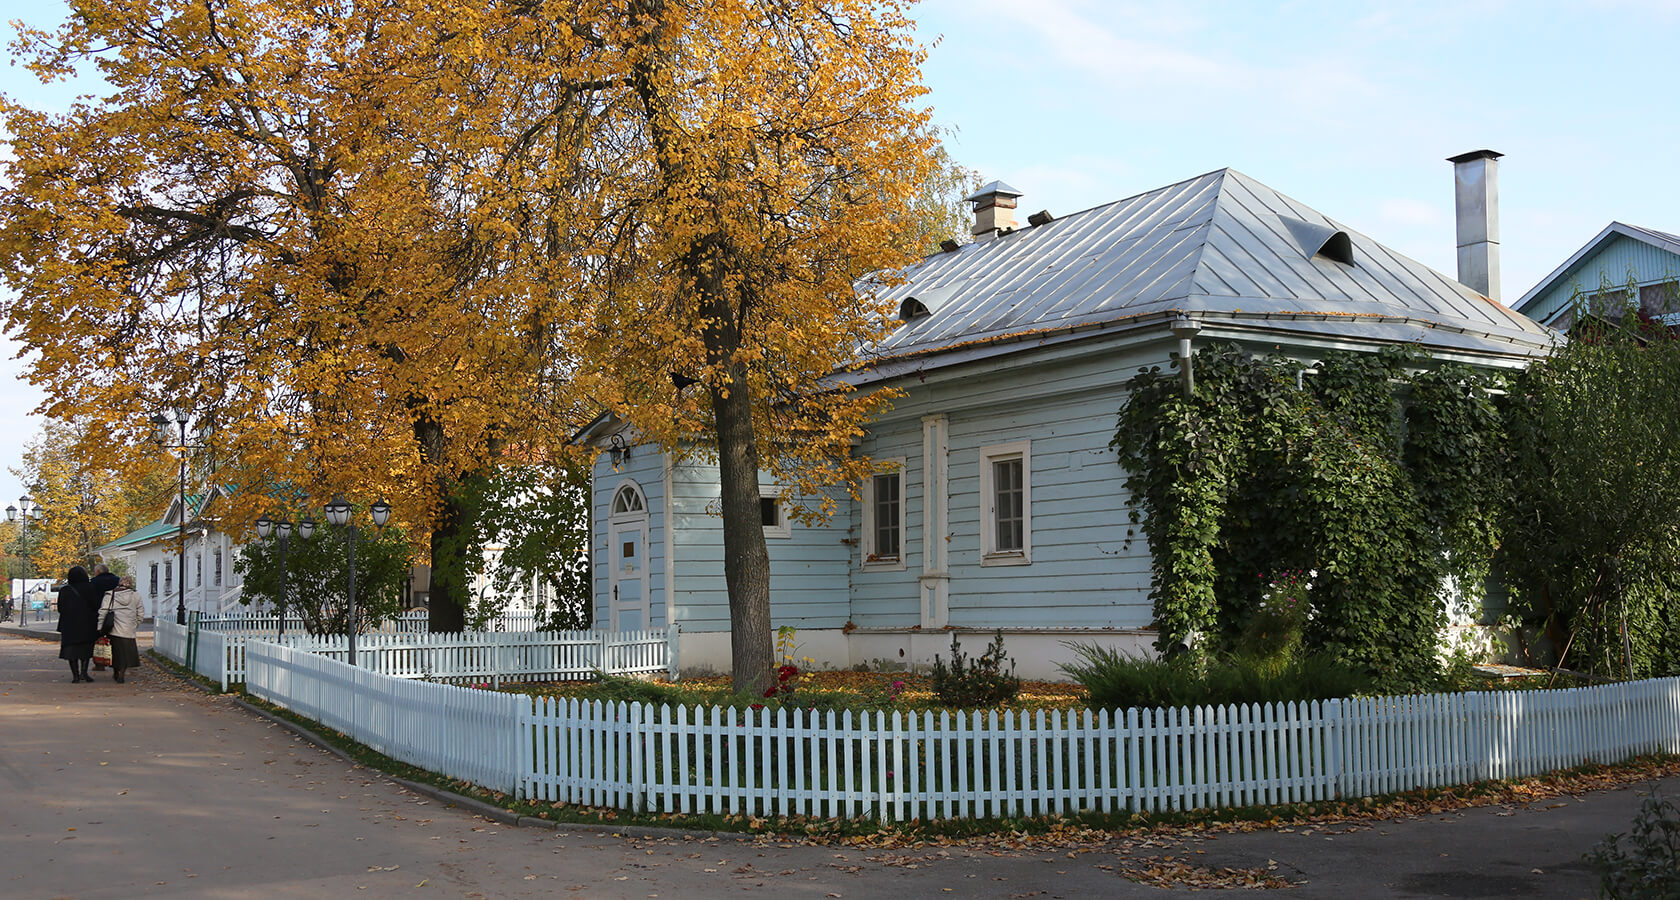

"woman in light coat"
[97,575,146,683]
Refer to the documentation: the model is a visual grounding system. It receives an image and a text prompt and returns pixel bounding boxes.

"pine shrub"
[931,630,1021,707]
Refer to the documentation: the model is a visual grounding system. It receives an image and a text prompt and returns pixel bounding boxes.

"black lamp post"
[255,515,314,638]
[6,497,42,623]
[324,495,391,666]
[150,410,203,626]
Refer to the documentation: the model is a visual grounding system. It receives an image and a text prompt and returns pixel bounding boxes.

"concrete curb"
[0,624,59,641]
[139,648,725,842]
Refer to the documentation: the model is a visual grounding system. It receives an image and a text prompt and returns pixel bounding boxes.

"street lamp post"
[6,497,42,624]
[150,410,201,626]
[255,516,314,638]
[323,495,391,667]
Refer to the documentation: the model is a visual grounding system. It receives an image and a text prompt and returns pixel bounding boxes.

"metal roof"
[94,519,177,554]
[1513,221,1680,314]
[864,169,1554,377]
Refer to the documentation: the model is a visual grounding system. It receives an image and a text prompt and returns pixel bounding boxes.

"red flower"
[763,685,781,698]
[777,664,799,681]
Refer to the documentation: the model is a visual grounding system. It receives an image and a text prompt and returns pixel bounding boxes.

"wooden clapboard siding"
[1522,231,1680,326]
[846,336,1170,630]
[664,458,852,632]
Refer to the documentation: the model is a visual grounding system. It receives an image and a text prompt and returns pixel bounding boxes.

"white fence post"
[666,624,680,680]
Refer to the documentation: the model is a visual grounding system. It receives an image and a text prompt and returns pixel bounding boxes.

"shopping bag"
[93,637,113,666]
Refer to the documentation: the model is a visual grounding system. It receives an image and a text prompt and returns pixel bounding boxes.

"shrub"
[1059,642,1372,709]
[1586,792,1680,899]
[931,630,1021,707]
[1237,569,1314,661]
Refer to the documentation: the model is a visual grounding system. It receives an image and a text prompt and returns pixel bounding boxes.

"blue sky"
[4,0,1679,509]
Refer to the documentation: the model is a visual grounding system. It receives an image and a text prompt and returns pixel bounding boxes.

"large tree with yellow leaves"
[575,0,939,690]
[3,1,944,681]
[0,0,605,627]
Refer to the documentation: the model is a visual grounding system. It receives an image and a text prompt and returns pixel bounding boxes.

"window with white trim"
[980,440,1031,565]
[214,547,223,586]
[149,563,159,597]
[861,458,906,568]
[760,488,791,539]
[163,561,173,595]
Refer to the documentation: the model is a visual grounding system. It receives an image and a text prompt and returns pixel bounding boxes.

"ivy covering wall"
[1112,344,1507,689]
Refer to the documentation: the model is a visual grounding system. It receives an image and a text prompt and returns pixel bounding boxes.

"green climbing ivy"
[1113,343,1508,690]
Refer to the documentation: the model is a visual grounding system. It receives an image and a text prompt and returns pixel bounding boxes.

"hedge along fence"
[153,621,678,691]
[238,640,1680,822]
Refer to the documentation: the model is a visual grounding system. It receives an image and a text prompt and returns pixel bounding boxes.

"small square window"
[760,490,791,539]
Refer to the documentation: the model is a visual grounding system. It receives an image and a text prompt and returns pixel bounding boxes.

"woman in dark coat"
[57,566,99,682]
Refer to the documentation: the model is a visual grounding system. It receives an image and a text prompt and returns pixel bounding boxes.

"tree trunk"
[412,414,468,633]
[711,369,774,696]
[426,489,469,633]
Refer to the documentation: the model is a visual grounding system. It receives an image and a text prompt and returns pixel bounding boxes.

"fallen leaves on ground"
[1106,857,1294,890]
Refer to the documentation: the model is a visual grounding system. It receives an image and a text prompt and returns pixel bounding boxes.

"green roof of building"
[95,519,178,554]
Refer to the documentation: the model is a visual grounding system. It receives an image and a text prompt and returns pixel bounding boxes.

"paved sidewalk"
[1,630,1671,898]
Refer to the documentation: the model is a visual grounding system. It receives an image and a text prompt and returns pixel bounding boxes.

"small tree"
[1503,308,1680,677]
[441,462,593,631]
[235,526,411,636]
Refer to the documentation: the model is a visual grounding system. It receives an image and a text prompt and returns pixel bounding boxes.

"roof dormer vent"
[1280,216,1355,266]
[899,297,932,322]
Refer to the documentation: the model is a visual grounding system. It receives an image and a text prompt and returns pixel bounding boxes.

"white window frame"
[861,457,907,570]
[759,486,791,539]
[979,440,1032,566]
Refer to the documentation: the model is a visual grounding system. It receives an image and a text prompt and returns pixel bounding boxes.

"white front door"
[609,518,646,631]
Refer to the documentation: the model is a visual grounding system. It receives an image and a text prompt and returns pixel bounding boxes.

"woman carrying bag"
[97,575,146,683]
[56,566,99,682]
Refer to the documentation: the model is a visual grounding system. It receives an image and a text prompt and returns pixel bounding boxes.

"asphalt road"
[1,630,1672,899]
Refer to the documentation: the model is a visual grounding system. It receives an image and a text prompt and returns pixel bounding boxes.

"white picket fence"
[520,680,1680,820]
[194,610,550,635]
[280,629,677,685]
[234,640,1680,822]
[154,621,678,691]
[245,640,522,792]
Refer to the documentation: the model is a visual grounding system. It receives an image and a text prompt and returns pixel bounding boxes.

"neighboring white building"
[96,487,245,621]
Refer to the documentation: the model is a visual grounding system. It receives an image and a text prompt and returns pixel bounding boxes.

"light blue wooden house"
[581,163,1553,677]
[1514,222,1680,329]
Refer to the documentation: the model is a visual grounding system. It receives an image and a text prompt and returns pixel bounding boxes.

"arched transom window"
[612,484,646,516]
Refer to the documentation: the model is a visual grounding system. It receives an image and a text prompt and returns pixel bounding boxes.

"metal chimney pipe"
[1447,149,1503,300]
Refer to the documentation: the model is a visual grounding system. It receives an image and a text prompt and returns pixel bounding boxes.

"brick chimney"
[964,181,1023,240]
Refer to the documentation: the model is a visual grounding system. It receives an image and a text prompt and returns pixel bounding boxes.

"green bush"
[1586,792,1680,899]
[931,631,1021,707]
[1059,643,1372,710]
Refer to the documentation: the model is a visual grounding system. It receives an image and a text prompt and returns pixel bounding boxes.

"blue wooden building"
[582,167,1553,677]
[1514,222,1680,329]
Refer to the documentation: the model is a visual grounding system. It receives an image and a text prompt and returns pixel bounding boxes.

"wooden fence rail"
[153,621,679,690]
[233,642,1680,823]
